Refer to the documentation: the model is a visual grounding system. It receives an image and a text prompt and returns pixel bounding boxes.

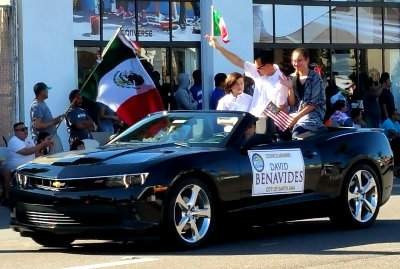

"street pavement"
[0,179,399,269]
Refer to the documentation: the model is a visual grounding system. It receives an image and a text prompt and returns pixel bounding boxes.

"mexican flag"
[80,29,164,126]
[212,6,229,43]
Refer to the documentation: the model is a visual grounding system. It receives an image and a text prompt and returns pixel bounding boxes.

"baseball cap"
[33,82,52,95]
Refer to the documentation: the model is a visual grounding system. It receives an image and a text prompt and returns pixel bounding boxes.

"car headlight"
[16,173,28,188]
[103,173,149,188]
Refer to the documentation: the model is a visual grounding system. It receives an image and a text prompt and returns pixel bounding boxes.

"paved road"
[1,182,399,269]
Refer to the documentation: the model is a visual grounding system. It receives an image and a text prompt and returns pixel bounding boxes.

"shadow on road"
[1,218,400,257]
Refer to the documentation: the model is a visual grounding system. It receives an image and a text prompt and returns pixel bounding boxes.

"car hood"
[31,143,221,166]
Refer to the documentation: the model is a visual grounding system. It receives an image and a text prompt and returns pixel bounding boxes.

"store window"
[102,0,136,41]
[384,49,400,107]
[171,1,201,41]
[137,0,170,41]
[73,0,101,40]
[304,6,330,43]
[331,6,356,43]
[253,4,273,43]
[332,49,356,94]
[75,47,100,88]
[275,5,302,43]
[384,8,400,43]
[358,7,382,44]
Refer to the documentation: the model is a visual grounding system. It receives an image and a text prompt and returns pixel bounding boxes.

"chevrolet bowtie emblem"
[52,181,66,188]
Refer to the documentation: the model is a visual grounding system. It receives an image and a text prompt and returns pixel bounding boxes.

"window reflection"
[304,6,330,43]
[253,4,273,43]
[76,47,100,88]
[384,49,400,108]
[73,0,101,40]
[332,49,356,96]
[358,7,382,44]
[275,5,302,43]
[331,6,356,43]
[384,8,400,43]
[137,1,170,41]
[171,1,201,41]
[102,0,136,41]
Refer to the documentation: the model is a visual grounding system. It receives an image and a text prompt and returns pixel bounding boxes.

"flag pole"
[79,26,122,92]
[211,5,214,37]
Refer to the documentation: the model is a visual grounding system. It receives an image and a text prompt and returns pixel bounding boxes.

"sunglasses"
[257,64,266,71]
[15,127,28,132]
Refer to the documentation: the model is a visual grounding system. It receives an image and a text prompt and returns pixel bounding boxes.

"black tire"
[330,164,381,229]
[162,178,217,249]
[31,233,74,248]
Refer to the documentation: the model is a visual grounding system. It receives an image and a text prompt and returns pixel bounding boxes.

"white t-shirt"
[6,136,36,171]
[244,62,289,117]
[217,92,253,112]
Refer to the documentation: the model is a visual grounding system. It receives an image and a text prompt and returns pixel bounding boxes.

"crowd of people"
[0,35,399,205]
[0,82,125,205]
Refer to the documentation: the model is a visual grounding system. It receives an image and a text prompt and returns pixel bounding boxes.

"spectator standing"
[190,69,203,109]
[379,72,395,121]
[97,102,119,133]
[66,90,96,149]
[206,35,289,117]
[209,73,227,110]
[244,76,255,96]
[29,82,64,153]
[363,79,382,128]
[174,73,198,110]
[217,72,252,112]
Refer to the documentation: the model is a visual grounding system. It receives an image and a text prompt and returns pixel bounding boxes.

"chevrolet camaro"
[10,111,394,248]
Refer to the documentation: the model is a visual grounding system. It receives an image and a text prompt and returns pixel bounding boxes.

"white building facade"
[6,0,400,148]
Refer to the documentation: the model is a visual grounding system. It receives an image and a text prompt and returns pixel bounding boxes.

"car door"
[237,137,323,211]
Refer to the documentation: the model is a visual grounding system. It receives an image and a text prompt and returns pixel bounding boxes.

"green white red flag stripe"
[80,29,164,125]
[212,6,229,43]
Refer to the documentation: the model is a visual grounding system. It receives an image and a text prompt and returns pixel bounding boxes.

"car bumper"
[10,187,164,239]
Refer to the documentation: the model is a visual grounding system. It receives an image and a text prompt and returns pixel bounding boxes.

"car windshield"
[109,112,243,147]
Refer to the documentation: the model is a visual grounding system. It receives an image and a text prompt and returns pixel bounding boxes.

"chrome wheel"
[347,169,379,223]
[174,184,211,244]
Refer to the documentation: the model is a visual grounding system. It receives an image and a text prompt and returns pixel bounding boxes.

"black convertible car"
[10,111,394,248]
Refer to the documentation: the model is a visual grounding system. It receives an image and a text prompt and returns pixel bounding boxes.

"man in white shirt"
[206,35,289,118]
[7,122,52,172]
[0,122,50,205]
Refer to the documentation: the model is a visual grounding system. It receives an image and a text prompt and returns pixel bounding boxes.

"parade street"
[0,180,399,269]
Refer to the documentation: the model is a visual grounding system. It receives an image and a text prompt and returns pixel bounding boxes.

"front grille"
[25,210,80,226]
[22,176,122,191]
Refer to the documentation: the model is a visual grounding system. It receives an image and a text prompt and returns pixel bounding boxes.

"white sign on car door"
[248,149,305,196]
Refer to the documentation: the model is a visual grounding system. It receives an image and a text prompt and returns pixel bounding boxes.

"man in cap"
[29,82,64,153]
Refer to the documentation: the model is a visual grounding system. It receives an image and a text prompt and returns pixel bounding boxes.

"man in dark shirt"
[209,73,227,110]
[379,72,396,121]
[66,90,96,149]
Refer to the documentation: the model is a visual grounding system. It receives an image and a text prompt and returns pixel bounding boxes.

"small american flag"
[263,101,293,131]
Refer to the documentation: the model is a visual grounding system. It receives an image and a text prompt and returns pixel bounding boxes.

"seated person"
[2,122,52,204]
[351,108,367,128]
[328,100,353,127]
[241,117,273,148]
[381,111,400,169]
[70,139,85,150]
[382,110,400,138]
